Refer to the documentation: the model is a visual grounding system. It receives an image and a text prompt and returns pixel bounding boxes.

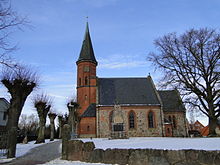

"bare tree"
[149,28,220,136]
[18,114,39,138]
[48,112,57,141]
[0,0,27,67]
[33,94,52,144]
[1,65,38,158]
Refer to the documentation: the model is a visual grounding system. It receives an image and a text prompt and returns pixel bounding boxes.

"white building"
[0,98,9,130]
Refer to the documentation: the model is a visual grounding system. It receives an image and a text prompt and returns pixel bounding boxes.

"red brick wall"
[76,61,97,137]
[77,61,97,116]
[79,117,96,137]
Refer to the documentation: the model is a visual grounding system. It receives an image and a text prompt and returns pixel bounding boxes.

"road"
[2,140,61,165]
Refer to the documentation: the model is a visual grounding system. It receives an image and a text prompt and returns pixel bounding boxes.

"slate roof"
[81,103,96,117]
[98,77,161,105]
[76,22,97,65]
[158,90,186,112]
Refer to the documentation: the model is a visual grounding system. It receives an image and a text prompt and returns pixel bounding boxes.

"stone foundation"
[63,140,220,165]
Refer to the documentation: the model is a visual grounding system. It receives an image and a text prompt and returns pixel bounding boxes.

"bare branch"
[0,0,29,68]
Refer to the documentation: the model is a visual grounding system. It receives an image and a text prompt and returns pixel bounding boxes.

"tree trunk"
[49,119,55,141]
[48,114,56,141]
[7,127,17,158]
[36,118,46,143]
[6,96,26,158]
[50,124,55,141]
[209,117,217,136]
[58,116,63,139]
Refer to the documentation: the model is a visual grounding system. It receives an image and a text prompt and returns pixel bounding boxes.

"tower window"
[167,128,170,134]
[79,78,81,86]
[84,66,90,72]
[85,76,88,85]
[168,116,172,122]
[87,126,90,131]
[148,111,154,128]
[129,111,135,129]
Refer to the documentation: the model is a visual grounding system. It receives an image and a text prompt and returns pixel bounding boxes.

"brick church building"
[76,23,188,138]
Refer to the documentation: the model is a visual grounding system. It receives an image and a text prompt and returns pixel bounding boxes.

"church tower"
[76,22,97,137]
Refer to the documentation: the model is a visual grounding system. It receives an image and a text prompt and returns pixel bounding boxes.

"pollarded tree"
[1,65,38,158]
[34,94,52,143]
[149,28,220,135]
[48,112,57,141]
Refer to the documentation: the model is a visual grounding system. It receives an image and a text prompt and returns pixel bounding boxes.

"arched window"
[129,111,135,129]
[79,78,81,86]
[173,115,176,128]
[109,111,113,130]
[85,76,88,85]
[87,126,90,131]
[167,128,170,134]
[148,111,154,128]
[168,116,172,122]
[85,95,87,101]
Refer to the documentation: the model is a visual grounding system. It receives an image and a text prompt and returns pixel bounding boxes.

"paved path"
[2,140,61,165]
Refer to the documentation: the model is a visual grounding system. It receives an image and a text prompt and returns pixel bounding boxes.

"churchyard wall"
[63,140,220,165]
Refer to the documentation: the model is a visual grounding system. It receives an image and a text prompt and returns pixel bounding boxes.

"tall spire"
[77,22,97,65]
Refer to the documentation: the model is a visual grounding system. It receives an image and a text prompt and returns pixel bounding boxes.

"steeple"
[77,22,97,65]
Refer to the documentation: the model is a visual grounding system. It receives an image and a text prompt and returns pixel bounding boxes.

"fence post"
[62,124,71,160]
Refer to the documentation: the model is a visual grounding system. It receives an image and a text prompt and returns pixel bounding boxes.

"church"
[76,23,188,138]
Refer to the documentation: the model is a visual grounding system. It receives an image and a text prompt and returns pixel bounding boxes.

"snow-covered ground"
[81,137,220,151]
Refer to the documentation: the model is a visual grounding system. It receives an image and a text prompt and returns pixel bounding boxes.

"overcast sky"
[1,0,220,125]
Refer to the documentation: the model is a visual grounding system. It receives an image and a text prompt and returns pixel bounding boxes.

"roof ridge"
[99,77,148,79]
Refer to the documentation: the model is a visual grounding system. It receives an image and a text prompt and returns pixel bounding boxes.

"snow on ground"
[0,139,59,163]
[39,158,111,165]
[80,137,220,151]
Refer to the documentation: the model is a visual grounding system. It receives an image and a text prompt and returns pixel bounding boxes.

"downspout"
[160,105,164,137]
[96,77,100,138]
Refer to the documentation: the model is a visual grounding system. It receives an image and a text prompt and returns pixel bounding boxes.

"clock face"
[84,66,90,72]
